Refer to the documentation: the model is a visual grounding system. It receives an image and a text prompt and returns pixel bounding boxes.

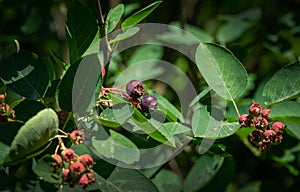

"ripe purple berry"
[126,80,144,99]
[141,94,158,113]
[255,117,269,130]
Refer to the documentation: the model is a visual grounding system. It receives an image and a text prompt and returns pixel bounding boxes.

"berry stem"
[61,112,73,131]
[231,98,241,117]
[240,136,261,157]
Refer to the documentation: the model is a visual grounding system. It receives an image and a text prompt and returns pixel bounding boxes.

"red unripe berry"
[69,161,85,176]
[126,80,144,99]
[86,171,95,183]
[62,169,71,182]
[78,174,89,188]
[70,130,85,145]
[249,102,263,116]
[79,154,95,169]
[249,130,262,143]
[261,108,271,120]
[263,129,277,142]
[51,154,63,168]
[239,114,249,127]
[271,121,285,133]
[141,94,158,113]
[62,148,76,163]
[255,117,269,130]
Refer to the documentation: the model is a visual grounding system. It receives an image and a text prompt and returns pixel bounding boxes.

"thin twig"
[231,98,241,117]
[96,0,112,83]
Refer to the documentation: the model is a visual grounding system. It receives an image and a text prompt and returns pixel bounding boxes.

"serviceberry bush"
[0,0,300,191]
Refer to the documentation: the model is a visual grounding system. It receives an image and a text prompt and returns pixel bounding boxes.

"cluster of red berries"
[0,95,16,123]
[239,102,286,151]
[122,80,158,113]
[52,130,95,189]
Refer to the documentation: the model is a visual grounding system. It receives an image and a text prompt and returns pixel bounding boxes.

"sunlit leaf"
[195,43,248,100]
[121,1,162,30]
[263,61,300,106]
[106,4,124,33]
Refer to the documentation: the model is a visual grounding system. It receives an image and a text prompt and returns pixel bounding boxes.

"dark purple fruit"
[141,94,158,113]
[126,80,144,99]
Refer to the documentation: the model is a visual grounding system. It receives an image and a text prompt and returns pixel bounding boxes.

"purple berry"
[126,80,144,98]
[141,94,158,113]
[255,117,269,130]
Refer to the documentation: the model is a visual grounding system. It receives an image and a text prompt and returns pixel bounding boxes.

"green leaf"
[170,21,214,42]
[269,101,300,140]
[4,108,58,165]
[192,106,240,138]
[106,4,124,34]
[91,128,140,165]
[149,90,184,122]
[129,108,169,145]
[127,45,164,66]
[195,43,248,100]
[262,61,300,106]
[99,103,134,127]
[95,167,159,192]
[109,27,140,44]
[270,101,300,121]
[57,60,80,112]
[121,1,162,30]
[66,0,98,63]
[216,19,251,43]
[152,170,181,192]
[183,154,224,192]
[13,100,45,122]
[57,54,102,113]
[0,51,51,100]
[32,155,61,184]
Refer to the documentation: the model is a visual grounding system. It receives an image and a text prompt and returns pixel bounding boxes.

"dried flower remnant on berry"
[70,130,85,145]
[62,148,76,163]
[249,102,263,116]
[79,154,95,169]
[126,80,144,99]
[69,161,85,175]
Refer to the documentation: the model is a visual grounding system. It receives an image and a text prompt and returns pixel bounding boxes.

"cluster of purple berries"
[123,80,158,113]
[51,131,95,189]
[239,102,286,151]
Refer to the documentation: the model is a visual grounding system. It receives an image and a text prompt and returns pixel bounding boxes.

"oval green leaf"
[7,108,58,163]
[106,4,124,34]
[32,155,61,184]
[262,61,300,106]
[95,167,159,192]
[0,51,51,100]
[195,43,248,100]
[121,1,162,30]
[192,106,240,138]
[66,0,98,63]
[99,103,134,127]
[109,27,140,44]
[91,128,140,165]
[183,154,224,192]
